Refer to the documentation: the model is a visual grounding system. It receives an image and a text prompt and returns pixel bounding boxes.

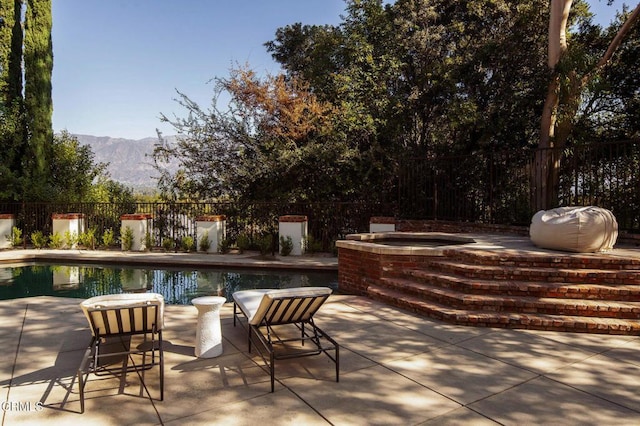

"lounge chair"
[232,287,339,392]
[77,293,165,413]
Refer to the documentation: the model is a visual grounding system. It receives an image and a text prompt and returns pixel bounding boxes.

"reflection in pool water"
[0,264,338,305]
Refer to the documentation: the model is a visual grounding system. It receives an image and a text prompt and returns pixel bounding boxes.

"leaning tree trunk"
[533,0,572,212]
[534,1,640,212]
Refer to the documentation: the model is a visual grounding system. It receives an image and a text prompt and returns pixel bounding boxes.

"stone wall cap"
[195,215,227,221]
[279,215,308,222]
[52,213,85,219]
[370,216,396,224]
[120,214,153,220]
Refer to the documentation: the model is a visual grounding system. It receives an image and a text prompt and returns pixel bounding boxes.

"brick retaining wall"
[338,247,439,295]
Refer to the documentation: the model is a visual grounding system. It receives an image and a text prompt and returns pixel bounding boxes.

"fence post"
[121,214,153,251]
[52,213,86,249]
[0,214,16,249]
[279,215,308,256]
[369,216,395,233]
[196,215,226,253]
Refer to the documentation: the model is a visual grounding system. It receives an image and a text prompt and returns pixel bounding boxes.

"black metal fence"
[398,148,533,225]
[399,140,640,232]
[0,201,395,250]
[556,141,640,231]
[2,140,638,247]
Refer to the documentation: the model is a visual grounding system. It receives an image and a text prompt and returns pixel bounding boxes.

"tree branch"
[598,4,640,68]
[580,4,640,87]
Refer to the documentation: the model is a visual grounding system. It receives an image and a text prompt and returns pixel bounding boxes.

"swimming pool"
[0,263,338,305]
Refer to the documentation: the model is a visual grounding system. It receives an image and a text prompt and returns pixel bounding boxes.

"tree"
[167,0,556,206]
[49,131,109,202]
[0,102,24,200]
[1,0,58,202]
[0,0,26,201]
[23,0,54,200]
[158,0,639,213]
[2,1,152,205]
[557,5,640,142]
[265,23,344,99]
[0,0,23,106]
[267,0,408,200]
[90,177,136,205]
[270,0,554,156]
[534,0,640,210]
[597,15,640,139]
[390,0,550,155]
[42,131,134,204]
[154,65,362,203]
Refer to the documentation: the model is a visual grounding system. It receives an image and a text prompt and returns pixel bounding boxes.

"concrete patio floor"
[3,294,640,425]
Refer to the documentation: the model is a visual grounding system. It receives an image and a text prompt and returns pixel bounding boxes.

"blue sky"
[51,0,628,140]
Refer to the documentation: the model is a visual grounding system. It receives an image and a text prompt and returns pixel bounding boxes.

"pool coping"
[0,248,338,271]
[337,232,478,255]
[338,231,640,258]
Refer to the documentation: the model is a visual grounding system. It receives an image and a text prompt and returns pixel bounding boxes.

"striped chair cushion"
[233,287,331,326]
[80,293,165,335]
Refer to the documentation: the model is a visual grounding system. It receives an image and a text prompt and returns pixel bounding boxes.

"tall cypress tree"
[0,0,25,201]
[0,1,13,103]
[23,0,53,199]
[8,0,24,106]
[1,0,24,106]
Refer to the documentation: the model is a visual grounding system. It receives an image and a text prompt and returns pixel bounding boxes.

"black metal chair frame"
[233,291,339,392]
[77,301,164,413]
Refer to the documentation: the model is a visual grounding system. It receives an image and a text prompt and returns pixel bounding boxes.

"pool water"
[0,263,338,305]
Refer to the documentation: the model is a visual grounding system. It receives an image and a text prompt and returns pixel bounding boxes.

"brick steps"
[447,249,640,270]
[368,251,640,334]
[415,260,640,285]
[368,285,640,334]
[406,269,640,301]
[380,277,640,319]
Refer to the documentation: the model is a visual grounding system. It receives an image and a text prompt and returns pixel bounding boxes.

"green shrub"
[64,230,78,248]
[79,227,98,250]
[218,237,232,254]
[49,232,64,249]
[280,235,293,256]
[236,232,251,253]
[199,232,211,252]
[143,232,154,251]
[162,237,175,252]
[8,226,23,247]
[101,228,115,248]
[31,231,48,249]
[122,226,134,251]
[304,235,323,254]
[257,233,273,255]
[181,235,195,252]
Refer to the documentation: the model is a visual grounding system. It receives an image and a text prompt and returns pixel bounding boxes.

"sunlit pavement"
[2,244,640,425]
[3,293,640,425]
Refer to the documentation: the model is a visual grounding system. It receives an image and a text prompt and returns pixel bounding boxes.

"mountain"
[73,134,180,191]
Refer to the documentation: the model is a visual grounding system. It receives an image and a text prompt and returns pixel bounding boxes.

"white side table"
[192,296,227,358]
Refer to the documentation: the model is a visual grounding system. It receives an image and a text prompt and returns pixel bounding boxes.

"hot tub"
[336,232,476,295]
[338,232,475,255]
